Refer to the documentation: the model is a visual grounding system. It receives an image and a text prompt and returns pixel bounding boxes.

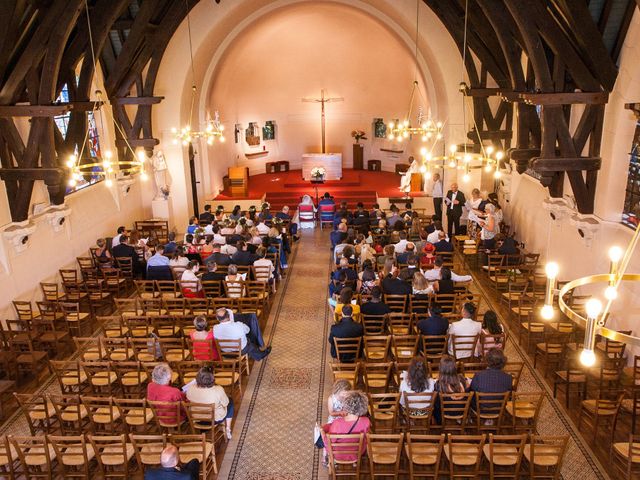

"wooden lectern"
[229,167,249,197]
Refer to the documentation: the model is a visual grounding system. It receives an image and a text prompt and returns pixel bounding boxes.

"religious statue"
[152,150,169,199]
[400,156,420,195]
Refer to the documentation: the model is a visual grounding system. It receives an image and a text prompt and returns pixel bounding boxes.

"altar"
[301,153,342,180]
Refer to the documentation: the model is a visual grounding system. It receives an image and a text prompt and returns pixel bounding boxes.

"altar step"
[265,190,378,211]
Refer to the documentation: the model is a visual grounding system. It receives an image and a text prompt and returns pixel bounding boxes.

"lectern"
[228,167,249,197]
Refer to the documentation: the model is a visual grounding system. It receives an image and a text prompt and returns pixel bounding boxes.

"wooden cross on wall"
[302,89,344,153]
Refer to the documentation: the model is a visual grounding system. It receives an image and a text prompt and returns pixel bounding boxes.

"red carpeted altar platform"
[212,168,426,210]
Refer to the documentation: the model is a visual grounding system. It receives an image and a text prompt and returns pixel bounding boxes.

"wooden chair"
[403,392,437,434]
[88,434,136,479]
[172,433,218,479]
[325,433,365,480]
[362,362,393,393]
[156,280,180,299]
[130,434,166,469]
[10,436,56,479]
[368,393,400,433]
[553,352,587,408]
[82,396,122,433]
[504,362,525,391]
[363,336,391,362]
[147,400,186,433]
[518,310,545,353]
[438,393,473,434]
[362,314,387,335]
[473,391,510,434]
[333,337,362,363]
[422,335,448,363]
[14,393,57,435]
[505,392,544,434]
[102,337,134,362]
[444,434,485,479]
[60,302,92,337]
[48,434,95,478]
[384,294,409,313]
[392,335,419,363]
[523,435,569,480]
[40,282,67,303]
[114,398,154,433]
[81,361,118,395]
[405,433,444,479]
[367,433,404,479]
[330,362,360,389]
[216,338,249,377]
[578,391,624,442]
[450,334,480,362]
[0,436,17,479]
[213,360,243,398]
[611,434,640,480]
[483,433,526,479]
[10,335,49,383]
[184,402,226,448]
[388,313,414,335]
[49,359,89,394]
[49,393,90,435]
[158,338,191,363]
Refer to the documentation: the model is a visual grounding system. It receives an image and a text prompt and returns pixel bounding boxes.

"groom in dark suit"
[445,182,466,238]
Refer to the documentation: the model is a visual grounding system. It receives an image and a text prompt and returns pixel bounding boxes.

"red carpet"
[213,169,425,210]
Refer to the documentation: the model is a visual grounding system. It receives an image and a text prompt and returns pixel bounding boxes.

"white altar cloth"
[301,153,342,180]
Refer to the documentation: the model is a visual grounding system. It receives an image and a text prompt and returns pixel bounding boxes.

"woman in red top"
[322,390,371,464]
[189,315,220,361]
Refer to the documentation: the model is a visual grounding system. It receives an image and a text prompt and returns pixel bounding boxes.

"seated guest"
[147,244,170,270]
[423,256,472,282]
[170,247,190,268]
[448,302,482,357]
[112,235,143,276]
[330,222,348,249]
[254,246,275,283]
[328,305,364,360]
[335,287,360,318]
[326,379,352,424]
[433,355,470,423]
[332,257,358,282]
[144,444,199,480]
[433,231,454,252]
[186,367,233,439]
[425,216,437,234]
[321,391,371,463]
[213,307,271,360]
[220,239,238,256]
[333,230,353,262]
[420,242,437,268]
[377,244,395,267]
[189,316,219,361]
[497,234,520,256]
[231,240,259,265]
[186,216,199,235]
[357,260,378,295]
[164,232,178,255]
[256,219,270,235]
[225,264,247,298]
[204,243,231,266]
[426,221,445,244]
[470,348,512,395]
[199,204,215,224]
[329,271,348,302]
[276,206,298,237]
[416,303,449,337]
[183,234,198,254]
[412,271,433,296]
[396,242,416,265]
[94,238,112,268]
[352,202,370,234]
[220,221,235,236]
[381,265,412,295]
[434,267,455,294]
[147,364,186,425]
[111,225,128,250]
[399,357,435,410]
[214,206,227,222]
[181,261,204,298]
[201,261,225,282]
[386,204,401,228]
[369,203,383,223]
[394,231,409,254]
[402,201,414,220]
[480,310,504,354]
[319,192,335,209]
[334,201,352,228]
[258,202,273,221]
[399,255,420,282]
[338,245,357,266]
[361,286,391,315]
[229,205,242,221]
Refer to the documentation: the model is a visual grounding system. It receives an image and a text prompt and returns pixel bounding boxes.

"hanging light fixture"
[171,0,225,145]
[65,1,147,188]
[387,0,443,145]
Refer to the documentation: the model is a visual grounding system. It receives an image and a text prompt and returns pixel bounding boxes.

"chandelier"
[417,143,505,183]
[172,110,225,146]
[539,221,640,367]
[171,0,225,146]
[65,1,147,189]
[387,0,444,145]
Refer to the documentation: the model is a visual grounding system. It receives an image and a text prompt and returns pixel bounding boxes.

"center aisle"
[218,228,332,479]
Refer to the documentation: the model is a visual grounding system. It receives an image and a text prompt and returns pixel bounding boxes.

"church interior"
[1,0,640,478]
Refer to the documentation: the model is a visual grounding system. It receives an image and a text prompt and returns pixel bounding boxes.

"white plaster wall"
[153,0,464,228]
[502,9,640,353]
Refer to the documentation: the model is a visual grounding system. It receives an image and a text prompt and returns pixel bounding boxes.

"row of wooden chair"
[325,432,567,480]
[0,432,216,479]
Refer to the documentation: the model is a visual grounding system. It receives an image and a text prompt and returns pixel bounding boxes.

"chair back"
[130,434,166,467]
[445,434,485,478]
[485,434,527,478]
[526,435,569,478]
[48,434,93,476]
[475,391,510,432]
[326,433,365,475]
[333,337,362,363]
[406,433,444,478]
[147,400,183,431]
[440,392,473,432]
[363,336,390,362]
[367,393,400,433]
[89,434,133,477]
[10,436,54,477]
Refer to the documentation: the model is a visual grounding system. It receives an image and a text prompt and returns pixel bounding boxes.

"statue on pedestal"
[152,150,169,199]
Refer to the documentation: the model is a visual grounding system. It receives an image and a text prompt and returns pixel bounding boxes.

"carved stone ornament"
[569,213,601,247]
[118,177,136,197]
[542,197,573,223]
[44,205,72,233]
[2,219,37,253]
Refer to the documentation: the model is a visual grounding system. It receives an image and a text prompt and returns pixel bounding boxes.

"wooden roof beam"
[518,92,609,105]
[0,104,71,116]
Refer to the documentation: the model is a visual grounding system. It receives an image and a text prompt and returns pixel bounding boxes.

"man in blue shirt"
[433,231,454,252]
[147,244,170,268]
[164,232,178,254]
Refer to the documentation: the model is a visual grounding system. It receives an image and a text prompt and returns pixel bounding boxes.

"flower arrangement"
[351,129,367,143]
[311,166,326,179]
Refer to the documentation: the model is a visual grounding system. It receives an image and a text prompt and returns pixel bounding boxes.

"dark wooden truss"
[0,0,636,221]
